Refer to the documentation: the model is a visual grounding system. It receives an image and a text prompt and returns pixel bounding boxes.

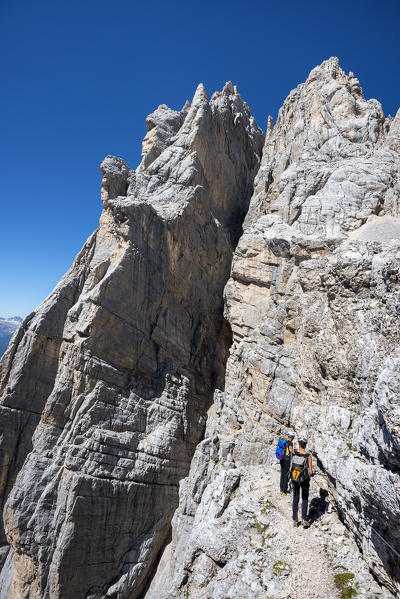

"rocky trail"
[260,466,341,599]
[152,459,394,599]
[163,463,393,599]
[258,465,392,599]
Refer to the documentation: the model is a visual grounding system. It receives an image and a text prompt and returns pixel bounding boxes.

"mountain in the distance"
[0,317,22,357]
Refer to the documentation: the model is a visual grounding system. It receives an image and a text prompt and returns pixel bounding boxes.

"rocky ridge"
[0,58,399,599]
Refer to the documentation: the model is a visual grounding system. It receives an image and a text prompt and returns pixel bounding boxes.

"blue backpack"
[276,440,287,461]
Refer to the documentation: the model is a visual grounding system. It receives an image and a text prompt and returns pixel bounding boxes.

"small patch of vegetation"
[342,590,357,599]
[260,499,275,514]
[253,517,270,534]
[347,443,356,451]
[201,569,217,588]
[335,573,354,586]
[334,572,358,598]
[272,560,292,576]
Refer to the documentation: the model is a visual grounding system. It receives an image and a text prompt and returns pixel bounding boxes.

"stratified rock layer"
[0,83,263,599]
[148,58,400,599]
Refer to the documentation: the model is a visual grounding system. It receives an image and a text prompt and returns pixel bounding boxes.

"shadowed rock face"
[146,59,400,599]
[0,83,264,599]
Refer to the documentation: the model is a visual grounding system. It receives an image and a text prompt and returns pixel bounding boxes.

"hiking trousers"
[292,480,310,521]
[280,459,290,493]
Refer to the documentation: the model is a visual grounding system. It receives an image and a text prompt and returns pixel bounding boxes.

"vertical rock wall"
[0,84,264,598]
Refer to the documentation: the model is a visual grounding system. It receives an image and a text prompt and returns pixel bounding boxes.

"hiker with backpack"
[276,432,295,495]
[291,434,313,528]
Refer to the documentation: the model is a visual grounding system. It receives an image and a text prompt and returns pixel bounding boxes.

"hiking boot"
[302,519,311,528]
[293,520,300,528]
[280,491,288,495]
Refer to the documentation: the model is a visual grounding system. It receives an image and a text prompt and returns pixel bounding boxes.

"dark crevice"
[136,529,172,599]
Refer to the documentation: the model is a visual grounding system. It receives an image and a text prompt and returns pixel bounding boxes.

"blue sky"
[1,0,399,318]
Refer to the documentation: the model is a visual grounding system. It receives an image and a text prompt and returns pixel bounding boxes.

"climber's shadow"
[308,489,329,524]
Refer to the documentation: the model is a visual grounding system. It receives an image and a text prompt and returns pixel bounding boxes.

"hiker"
[276,431,295,495]
[291,434,313,528]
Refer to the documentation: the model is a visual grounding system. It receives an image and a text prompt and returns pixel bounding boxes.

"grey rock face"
[235,59,400,594]
[0,83,263,598]
[149,58,400,598]
[245,57,399,236]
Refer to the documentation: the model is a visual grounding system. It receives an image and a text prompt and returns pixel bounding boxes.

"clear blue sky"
[1,0,399,318]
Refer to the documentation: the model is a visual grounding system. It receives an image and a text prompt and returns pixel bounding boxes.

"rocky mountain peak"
[308,55,342,78]
[246,57,399,238]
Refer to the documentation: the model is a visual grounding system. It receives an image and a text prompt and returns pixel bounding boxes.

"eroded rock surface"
[148,58,400,599]
[0,82,263,599]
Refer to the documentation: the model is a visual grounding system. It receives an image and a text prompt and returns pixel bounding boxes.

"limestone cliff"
[0,83,263,598]
[0,59,399,599]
